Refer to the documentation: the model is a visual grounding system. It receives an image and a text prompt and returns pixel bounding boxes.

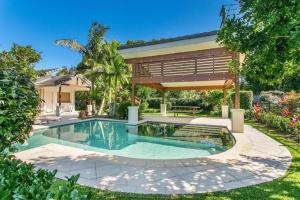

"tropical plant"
[218,1,300,91]
[0,155,92,200]
[55,22,109,113]
[0,69,40,152]
[103,40,130,116]
[0,44,41,79]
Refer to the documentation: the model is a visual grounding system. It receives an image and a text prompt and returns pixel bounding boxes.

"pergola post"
[128,82,139,125]
[234,74,240,109]
[222,88,229,118]
[160,89,167,116]
[231,55,244,133]
[56,85,62,116]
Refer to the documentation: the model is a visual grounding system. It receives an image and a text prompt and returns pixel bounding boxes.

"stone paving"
[15,116,292,194]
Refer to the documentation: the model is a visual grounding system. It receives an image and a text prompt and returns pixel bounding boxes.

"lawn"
[143,109,221,118]
[50,121,300,200]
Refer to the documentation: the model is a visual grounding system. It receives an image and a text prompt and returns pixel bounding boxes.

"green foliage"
[117,101,131,119]
[0,155,56,199]
[0,155,92,200]
[75,91,90,110]
[147,90,224,113]
[228,91,253,110]
[0,43,41,79]
[139,102,149,113]
[258,112,298,136]
[124,40,145,45]
[103,40,131,116]
[56,23,131,117]
[0,70,92,200]
[0,70,40,152]
[56,174,92,200]
[218,0,300,89]
[136,86,153,103]
[203,90,223,112]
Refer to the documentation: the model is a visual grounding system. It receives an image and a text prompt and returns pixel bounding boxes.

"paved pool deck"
[14,115,292,194]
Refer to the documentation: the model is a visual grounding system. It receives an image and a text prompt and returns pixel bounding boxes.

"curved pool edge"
[30,117,235,161]
[15,119,292,194]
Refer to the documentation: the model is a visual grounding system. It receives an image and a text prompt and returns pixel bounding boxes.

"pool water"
[17,120,235,159]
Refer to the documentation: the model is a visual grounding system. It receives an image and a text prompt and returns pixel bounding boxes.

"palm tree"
[55,22,109,113]
[104,40,130,116]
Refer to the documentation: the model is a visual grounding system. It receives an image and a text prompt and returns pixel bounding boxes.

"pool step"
[172,125,227,137]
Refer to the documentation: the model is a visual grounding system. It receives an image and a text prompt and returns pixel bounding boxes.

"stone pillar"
[231,109,245,133]
[128,106,139,125]
[222,105,229,118]
[87,105,93,116]
[160,104,167,116]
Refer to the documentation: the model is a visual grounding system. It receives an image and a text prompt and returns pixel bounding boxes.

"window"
[57,92,71,103]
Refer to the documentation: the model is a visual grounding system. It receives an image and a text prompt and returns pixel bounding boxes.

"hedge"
[228,91,253,110]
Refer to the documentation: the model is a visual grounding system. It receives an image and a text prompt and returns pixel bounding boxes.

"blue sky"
[0,0,234,69]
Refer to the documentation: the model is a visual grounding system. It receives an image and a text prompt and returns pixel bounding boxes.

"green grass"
[50,121,300,200]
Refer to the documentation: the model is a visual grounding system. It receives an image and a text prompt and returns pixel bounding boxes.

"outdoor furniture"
[172,106,200,117]
[46,116,62,123]
[34,116,49,125]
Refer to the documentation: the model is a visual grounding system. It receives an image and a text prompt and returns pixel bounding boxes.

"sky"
[0,0,234,69]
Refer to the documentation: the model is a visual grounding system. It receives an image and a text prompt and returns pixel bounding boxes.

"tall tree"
[218,0,300,91]
[103,40,130,116]
[0,43,41,79]
[55,22,109,112]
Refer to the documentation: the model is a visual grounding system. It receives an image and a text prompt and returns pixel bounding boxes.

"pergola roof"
[119,30,218,50]
[119,30,221,60]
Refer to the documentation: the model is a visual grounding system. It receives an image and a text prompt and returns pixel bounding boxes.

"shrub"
[147,98,172,110]
[0,155,91,199]
[204,90,223,112]
[75,91,90,110]
[147,98,161,109]
[257,112,299,136]
[228,91,253,110]
[117,101,131,119]
[245,109,256,120]
[139,102,149,113]
[0,69,92,199]
[0,70,40,152]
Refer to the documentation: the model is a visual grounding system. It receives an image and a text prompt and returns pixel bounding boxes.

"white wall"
[41,86,76,113]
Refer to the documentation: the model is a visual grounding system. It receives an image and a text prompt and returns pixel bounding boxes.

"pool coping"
[15,117,292,194]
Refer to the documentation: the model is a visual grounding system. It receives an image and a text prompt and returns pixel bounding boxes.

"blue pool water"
[17,120,234,159]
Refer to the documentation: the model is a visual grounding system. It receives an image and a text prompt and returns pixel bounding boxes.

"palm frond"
[55,39,87,53]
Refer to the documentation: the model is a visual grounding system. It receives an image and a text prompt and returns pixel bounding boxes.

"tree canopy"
[0,43,41,79]
[0,70,40,152]
[218,0,300,91]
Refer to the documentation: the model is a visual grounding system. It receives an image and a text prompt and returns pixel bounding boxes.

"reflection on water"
[44,121,129,150]
[42,120,234,152]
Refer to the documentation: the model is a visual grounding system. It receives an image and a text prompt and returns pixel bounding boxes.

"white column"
[87,105,93,116]
[160,104,167,116]
[231,109,245,133]
[128,106,139,125]
[222,105,229,118]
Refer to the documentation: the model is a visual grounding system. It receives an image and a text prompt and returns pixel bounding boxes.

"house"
[34,74,91,114]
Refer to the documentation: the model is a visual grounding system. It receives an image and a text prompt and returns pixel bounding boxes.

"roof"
[34,74,90,87]
[119,30,218,50]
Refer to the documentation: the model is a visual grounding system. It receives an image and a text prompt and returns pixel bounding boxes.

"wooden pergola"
[119,31,241,109]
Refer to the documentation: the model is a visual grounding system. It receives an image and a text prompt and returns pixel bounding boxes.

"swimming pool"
[18,120,235,159]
